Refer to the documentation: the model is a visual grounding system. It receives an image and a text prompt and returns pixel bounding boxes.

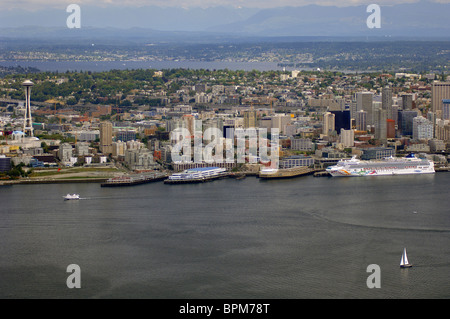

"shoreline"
[1,167,448,186]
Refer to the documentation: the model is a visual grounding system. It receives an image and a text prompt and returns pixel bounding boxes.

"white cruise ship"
[326,153,435,177]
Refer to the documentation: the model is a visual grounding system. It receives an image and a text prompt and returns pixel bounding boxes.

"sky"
[3,0,449,11]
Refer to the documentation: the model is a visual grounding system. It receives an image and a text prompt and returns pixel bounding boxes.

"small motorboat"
[64,194,80,200]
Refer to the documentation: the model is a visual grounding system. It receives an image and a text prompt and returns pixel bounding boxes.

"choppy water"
[1,173,449,298]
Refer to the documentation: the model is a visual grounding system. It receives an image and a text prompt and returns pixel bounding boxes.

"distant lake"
[1,60,305,72]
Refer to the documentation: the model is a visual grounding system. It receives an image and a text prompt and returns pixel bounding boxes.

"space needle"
[22,80,34,137]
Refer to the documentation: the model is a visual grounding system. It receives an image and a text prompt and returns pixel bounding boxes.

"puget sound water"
[0,173,449,298]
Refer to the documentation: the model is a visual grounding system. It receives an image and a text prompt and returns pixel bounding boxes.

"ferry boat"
[165,167,228,184]
[64,194,80,200]
[326,153,435,177]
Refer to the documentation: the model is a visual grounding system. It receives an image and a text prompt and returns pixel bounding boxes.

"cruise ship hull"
[326,155,435,177]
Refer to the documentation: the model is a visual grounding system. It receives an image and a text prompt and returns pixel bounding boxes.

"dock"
[258,166,317,179]
[101,173,167,187]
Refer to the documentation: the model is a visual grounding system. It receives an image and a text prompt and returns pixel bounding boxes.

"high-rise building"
[374,108,387,143]
[322,112,335,136]
[413,117,434,140]
[99,121,113,154]
[402,94,413,110]
[431,82,450,116]
[398,110,418,136]
[386,119,396,138]
[356,110,367,131]
[340,129,354,147]
[382,86,394,120]
[243,110,257,129]
[330,110,351,132]
[443,99,450,120]
[355,92,373,125]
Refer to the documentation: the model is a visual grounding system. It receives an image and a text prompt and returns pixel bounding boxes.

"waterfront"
[0,173,449,298]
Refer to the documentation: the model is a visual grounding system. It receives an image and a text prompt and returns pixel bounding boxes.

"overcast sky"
[3,0,449,11]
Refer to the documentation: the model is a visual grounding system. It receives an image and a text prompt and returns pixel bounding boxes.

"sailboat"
[400,248,412,268]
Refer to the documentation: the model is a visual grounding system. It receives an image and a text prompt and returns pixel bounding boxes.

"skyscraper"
[323,112,335,136]
[243,110,257,129]
[356,110,367,131]
[355,92,373,125]
[374,108,387,143]
[99,121,113,154]
[431,82,450,116]
[382,86,394,120]
[401,94,413,110]
[443,99,450,120]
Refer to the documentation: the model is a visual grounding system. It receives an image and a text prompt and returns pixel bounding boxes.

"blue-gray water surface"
[0,173,449,298]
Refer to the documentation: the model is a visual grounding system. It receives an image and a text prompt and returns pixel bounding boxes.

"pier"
[258,166,318,179]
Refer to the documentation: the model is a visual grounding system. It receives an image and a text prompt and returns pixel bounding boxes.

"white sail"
[400,248,410,266]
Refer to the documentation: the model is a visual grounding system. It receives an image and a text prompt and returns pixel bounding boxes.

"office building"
[402,94,413,110]
[356,110,367,131]
[443,99,450,120]
[99,121,113,154]
[117,129,136,142]
[323,112,335,136]
[330,110,351,132]
[361,147,395,160]
[243,110,257,129]
[398,110,418,136]
[386,119,396,138]
[432,82,450,115]
[355,92,373,125]
[340,129,354,148]
[413,117,434,140]
[382,86,394,120]
[374,108,387,143]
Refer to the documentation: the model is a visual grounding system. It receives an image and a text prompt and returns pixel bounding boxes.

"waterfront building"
[361,147,395,160]
[280,155,314,169]
[0,155,11,172]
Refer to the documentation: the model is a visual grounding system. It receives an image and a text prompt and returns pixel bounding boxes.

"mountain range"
[0,1,449,39]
